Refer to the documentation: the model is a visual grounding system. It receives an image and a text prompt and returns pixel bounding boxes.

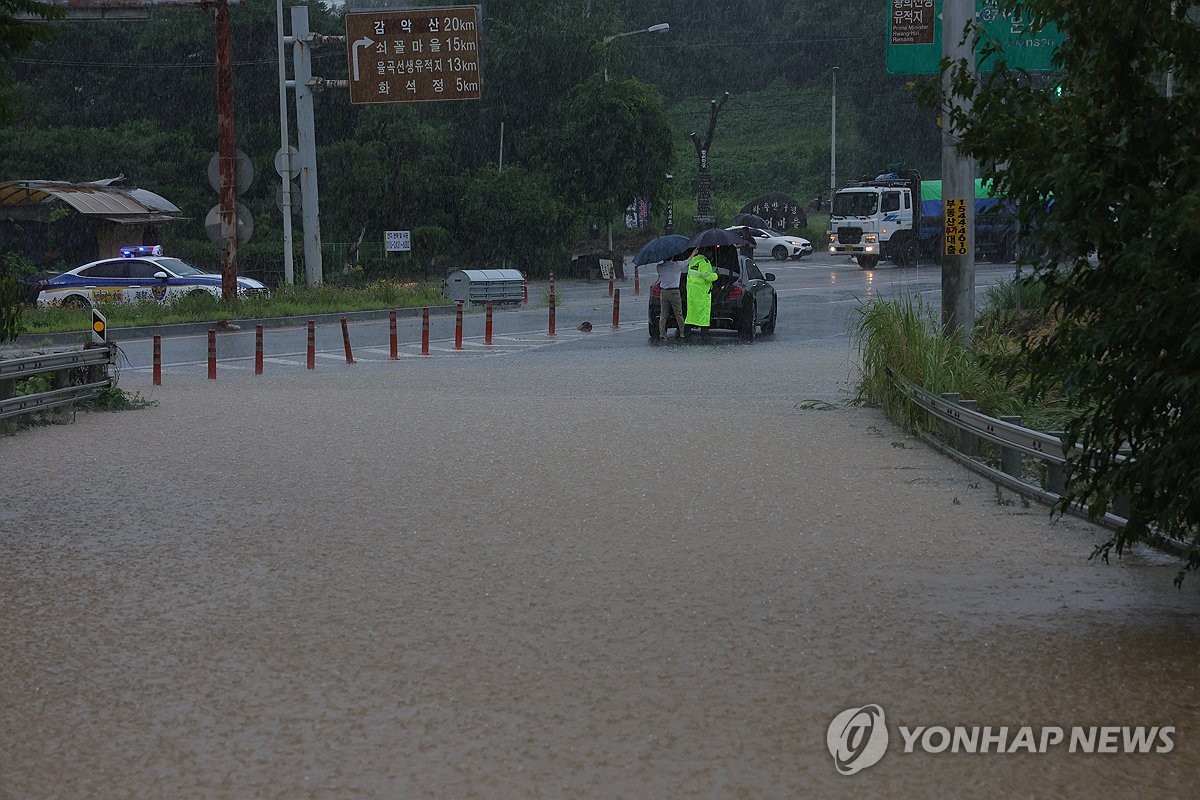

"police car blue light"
[119,244,164,258]
[37,255,270,307]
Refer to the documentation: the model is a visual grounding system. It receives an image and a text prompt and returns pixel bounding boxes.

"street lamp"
[830,66,839,213]
[602,22,669,82]
[597,22,670,251]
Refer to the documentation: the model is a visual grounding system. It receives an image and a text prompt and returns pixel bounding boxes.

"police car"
[37,246,270,307]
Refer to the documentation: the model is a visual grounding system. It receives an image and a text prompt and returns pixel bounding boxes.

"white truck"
[826,170,923,270]
[828,170,1017,269]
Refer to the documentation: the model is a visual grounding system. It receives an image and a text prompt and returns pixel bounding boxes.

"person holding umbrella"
[684,246,717,335]
[656,256,687,341]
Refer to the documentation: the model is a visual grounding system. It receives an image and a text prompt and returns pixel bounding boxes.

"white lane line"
[360,348,431,359]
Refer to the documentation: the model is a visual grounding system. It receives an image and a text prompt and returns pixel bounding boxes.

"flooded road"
[2,272,1198,798]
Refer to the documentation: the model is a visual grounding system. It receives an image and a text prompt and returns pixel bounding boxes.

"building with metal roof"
[0,177,184,270]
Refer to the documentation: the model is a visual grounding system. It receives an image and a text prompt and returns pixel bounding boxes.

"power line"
[10,51,343,69]
[630,36,874,49]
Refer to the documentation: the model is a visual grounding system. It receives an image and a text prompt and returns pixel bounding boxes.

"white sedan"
[725,226,813,261]
[37,254,269,307]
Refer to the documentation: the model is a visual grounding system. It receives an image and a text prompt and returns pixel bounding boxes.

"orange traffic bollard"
[454,301,464,350]
[207,329,216,380]
[485,301,493,345]
[255,324,263,375]
[389,308,398,360]
[152,335,161,385]
[421,306,430,356]
[634,265,640,296]
[612,287,621,329]
[307,320,315,370]
[340,316,356,364]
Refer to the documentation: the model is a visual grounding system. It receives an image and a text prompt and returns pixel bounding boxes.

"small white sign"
[385,230,411,252]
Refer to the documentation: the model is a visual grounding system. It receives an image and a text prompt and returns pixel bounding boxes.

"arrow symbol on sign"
[351,36,374,81]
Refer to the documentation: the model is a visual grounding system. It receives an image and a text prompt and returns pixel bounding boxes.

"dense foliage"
[0,0,62,125]
[1,0,62,339]
[1,0,939,283]
[943,0,1200,580]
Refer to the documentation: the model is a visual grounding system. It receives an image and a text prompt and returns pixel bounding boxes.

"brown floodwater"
[1,349,1196,799]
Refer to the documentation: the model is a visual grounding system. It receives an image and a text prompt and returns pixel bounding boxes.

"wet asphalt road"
[105,253,1016,379]
[2,253,1198,798]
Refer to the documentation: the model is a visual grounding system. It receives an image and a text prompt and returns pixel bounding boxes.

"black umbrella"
[633,234,691,266]
[731,213,768,228]
[685,227,746,249]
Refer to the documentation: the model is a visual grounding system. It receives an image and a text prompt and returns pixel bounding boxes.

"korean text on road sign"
[345,6,482,105]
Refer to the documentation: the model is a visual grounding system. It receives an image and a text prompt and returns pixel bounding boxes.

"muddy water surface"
[2,347,1197,799]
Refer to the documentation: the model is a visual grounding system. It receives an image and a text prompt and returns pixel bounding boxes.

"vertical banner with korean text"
[944,198,969,256]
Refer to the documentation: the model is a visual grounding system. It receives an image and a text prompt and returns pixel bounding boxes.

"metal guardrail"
[888,368,1131,531]
[0,344,116,423]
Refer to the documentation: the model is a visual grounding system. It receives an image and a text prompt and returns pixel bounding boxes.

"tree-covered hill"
[1,0,939,278]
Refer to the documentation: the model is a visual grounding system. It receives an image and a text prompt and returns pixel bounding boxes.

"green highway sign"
[887,0,1065,75]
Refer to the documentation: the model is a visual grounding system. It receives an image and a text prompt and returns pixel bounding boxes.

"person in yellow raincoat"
[684,247,717,332]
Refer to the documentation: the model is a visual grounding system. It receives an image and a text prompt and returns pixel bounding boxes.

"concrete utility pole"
[291,4,323,286]
[941,0,977,342]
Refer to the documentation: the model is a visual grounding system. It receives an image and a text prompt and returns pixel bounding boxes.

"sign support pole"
[276,0,295,286]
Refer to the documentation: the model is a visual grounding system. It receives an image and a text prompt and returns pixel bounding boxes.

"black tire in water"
[893,235,919,267]
[738,299,757,341]
[761,303,777,335]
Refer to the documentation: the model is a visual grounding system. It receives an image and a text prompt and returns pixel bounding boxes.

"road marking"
[121,317,658,375]
[361,348,425,358]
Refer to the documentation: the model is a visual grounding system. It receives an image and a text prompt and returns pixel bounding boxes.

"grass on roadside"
[20,280,446,334]
[853,278,1072,433]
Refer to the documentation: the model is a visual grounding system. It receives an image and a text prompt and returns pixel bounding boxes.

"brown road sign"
[345,5,482,104]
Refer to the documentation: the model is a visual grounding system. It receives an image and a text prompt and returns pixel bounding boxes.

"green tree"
[942,0,1200,581]
[460,164,573,275]
[1,0,62,121]
[2,0,63,340]
[561,76,674,237]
